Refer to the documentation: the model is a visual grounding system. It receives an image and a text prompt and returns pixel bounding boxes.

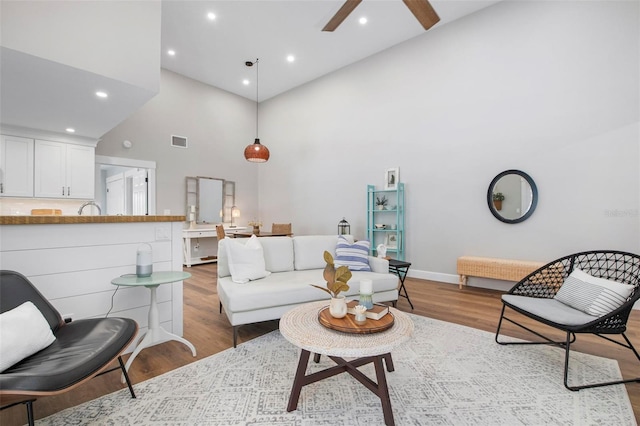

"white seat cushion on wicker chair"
[502,295,600,326]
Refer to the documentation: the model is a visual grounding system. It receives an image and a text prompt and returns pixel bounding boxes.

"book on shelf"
[346,300,390,320]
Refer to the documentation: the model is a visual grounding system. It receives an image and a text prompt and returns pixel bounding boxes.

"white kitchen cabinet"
[0,135,34,197]
[34,140,95,199]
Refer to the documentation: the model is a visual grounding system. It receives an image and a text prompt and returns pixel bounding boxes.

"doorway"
[95,155,156,215]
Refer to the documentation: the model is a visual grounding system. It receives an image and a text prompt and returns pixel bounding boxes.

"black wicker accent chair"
[0,270,138,425]
[495,250,640,391]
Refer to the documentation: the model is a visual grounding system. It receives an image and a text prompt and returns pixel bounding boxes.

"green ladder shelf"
[367,183,405,261]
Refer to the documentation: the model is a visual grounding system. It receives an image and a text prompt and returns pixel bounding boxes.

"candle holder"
[359,279,374,309]
[359,292,373,310]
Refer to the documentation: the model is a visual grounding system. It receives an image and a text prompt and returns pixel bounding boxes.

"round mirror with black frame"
[487,170,538,224]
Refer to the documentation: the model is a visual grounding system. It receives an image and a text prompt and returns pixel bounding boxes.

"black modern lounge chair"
[0,270,138,425]
[495,250,640,391]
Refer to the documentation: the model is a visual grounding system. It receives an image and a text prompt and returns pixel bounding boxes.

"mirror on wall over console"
[487,170,538,224]
[185,176,235,224]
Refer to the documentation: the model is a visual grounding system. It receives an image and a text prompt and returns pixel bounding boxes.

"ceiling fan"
[323,0,440,32]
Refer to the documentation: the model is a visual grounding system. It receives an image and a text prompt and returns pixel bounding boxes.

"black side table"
[388,259,413,310]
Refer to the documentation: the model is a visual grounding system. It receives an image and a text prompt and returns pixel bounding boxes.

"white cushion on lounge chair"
[502,294,600,326]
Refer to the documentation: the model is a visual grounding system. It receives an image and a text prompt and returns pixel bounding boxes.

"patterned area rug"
[41,314,635,425]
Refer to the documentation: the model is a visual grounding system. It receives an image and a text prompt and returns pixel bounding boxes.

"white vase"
[329,296,347,318]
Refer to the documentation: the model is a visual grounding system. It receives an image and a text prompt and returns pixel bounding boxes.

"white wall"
[257,0,640,283]
[96,70,262,220]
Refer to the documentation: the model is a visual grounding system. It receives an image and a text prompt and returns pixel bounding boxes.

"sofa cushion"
[334,236,371,271]
[293,235,340,270]
[259,237,294,272]
[554,268,632,317]
[218,269,399,313]
[225,235,271,284]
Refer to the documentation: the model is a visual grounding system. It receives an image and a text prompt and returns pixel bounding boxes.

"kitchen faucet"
[78,201,102,215]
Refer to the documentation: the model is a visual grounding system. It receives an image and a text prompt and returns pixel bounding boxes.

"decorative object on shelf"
[376,243,387,258]
[230,206,240,227]
[384,167,399,190]
[353,305,367,325]
[385,233,398,249]
[248,220,262,235]
[310,251,352,318]
[243,58,270,163]
[375,195,388,210]
[374,223,386,229]
[136,243,153,277]
[189,204,197,229]
[337,217,350,235]
[359,278,374,309]
[492,192,505,211]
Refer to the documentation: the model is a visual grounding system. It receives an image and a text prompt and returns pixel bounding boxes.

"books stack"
[346,300,389,320]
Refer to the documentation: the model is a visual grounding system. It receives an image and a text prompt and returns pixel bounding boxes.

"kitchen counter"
[0,215,185,225]
[0,217,187,345]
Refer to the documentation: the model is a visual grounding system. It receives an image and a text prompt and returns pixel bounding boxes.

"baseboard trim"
[407,269,459,285]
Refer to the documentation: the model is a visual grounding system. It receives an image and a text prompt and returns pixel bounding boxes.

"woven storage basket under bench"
[456,256,545,289]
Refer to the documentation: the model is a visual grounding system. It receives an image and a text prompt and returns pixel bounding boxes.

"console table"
[182,226,247,267]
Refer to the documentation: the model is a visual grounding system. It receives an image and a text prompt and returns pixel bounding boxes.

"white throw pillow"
[0,301,56,372]
[554,269,633,317]
[225,235,271,284]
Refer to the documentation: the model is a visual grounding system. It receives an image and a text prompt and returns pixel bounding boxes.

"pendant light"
[244,58,270,163]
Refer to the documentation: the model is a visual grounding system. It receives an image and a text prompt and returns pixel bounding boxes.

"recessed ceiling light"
[242,79,250,86]
[286,55,295,63]
[65,128,75,133]
[359,17,368,25]
[167,49,176,56]
[207,12,216,20]
[95,91,108,98]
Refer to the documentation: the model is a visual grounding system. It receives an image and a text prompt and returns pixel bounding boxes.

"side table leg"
[373,355,395,426]
[287,349,311,412]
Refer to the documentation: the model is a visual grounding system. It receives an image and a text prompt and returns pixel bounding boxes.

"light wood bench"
[457,256,545,289]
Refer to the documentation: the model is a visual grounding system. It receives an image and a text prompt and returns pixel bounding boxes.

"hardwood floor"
[3,263,640,424]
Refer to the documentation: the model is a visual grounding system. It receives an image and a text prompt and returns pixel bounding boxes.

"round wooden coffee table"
[280,300,414,426]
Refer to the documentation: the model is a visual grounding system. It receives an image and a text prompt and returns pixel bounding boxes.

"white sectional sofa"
[217,235,399,346]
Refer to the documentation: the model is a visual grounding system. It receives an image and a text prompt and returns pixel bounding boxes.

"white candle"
[360,279,373,295]
[189,213,195,221]
[191,205,196,213]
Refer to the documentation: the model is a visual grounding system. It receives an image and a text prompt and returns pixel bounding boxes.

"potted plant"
[247,220,262,234]
[376,195,388,210]
[311,251,352,318]
[492,192,505,211]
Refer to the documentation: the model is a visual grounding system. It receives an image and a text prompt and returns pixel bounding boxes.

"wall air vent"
[171,135,188,148]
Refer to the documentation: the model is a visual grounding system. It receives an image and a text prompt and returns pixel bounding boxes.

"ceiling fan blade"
[322,0,363,32]
[402,0,440,31]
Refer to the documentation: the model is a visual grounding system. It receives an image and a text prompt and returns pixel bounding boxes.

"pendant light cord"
[255,58,259,139]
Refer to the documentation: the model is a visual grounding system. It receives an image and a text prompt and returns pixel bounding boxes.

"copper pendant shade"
[244,138,270,163]
[244,59,270,163]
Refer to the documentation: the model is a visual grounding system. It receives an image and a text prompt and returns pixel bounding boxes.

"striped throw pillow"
[334,236,371,271]
[554,269,633,317]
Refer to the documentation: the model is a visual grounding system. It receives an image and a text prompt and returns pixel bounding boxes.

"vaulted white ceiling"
[161,0,500,102]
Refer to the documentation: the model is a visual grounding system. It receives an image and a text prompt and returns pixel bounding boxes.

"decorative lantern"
[338,217,350,235]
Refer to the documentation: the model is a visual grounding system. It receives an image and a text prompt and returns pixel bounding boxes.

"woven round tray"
[318,306,394,334]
